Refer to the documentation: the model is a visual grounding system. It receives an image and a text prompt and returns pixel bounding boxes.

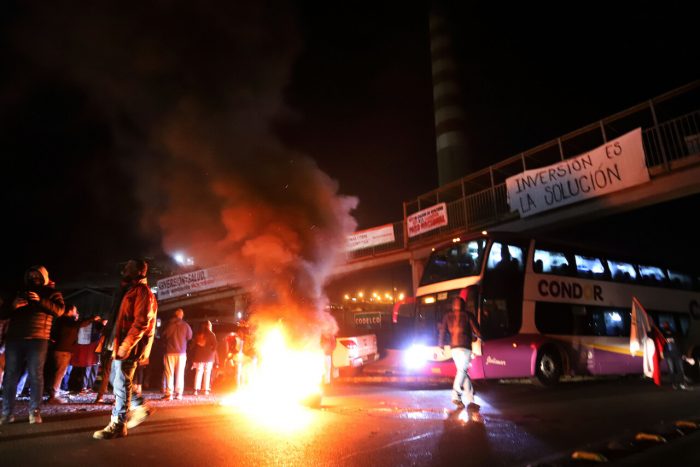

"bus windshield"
[420,239,487,286]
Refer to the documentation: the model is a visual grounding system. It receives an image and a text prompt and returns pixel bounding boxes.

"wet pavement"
[1,389,218,421]
[1,378,699,466]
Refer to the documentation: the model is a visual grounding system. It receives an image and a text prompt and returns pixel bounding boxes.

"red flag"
[649,325,666,386]
[631,297,666,386]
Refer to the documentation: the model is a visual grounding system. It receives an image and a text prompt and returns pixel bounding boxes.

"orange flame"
[220,323,325,431]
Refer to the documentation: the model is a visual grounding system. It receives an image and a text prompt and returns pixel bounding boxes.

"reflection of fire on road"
[220,323,325,431]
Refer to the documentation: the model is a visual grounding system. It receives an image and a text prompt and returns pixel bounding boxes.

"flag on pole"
[630,297,665,386]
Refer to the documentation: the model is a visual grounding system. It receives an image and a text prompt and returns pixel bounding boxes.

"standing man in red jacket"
[93,259,157,439]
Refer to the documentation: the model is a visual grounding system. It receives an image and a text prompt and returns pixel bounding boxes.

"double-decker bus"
[398,231,700,385]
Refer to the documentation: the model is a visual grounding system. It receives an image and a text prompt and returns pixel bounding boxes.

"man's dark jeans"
[2,339,49,415]
[110,359,143,423]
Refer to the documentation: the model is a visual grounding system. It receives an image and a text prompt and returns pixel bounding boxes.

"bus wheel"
[535,349,562,386]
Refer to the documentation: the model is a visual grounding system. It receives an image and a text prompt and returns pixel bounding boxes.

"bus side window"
[534,248,572,275]
[602,309,628,337]
[574,254,607,280]
[639,265,667,287]
[653,311,690,337]
[667,270,693,290]
[482,242,525,339]
[534,259,543,273]
[607,260,638,283]
[487,242,523,272]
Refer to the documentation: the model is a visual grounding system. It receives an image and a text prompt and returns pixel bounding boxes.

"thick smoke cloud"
[12,1,357,338]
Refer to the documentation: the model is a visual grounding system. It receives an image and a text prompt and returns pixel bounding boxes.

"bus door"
[413,292,460,374]
[479,241,531,378]
[415,293,456,347]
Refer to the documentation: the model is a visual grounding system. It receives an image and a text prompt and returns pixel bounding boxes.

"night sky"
[1,1,697,295]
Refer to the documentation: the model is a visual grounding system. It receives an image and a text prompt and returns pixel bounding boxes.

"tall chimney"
[430,3,470,186]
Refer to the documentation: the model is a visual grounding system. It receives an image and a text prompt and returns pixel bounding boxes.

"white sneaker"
[0,414,15,425]
[29,410,42,424]
[126,404,153,429]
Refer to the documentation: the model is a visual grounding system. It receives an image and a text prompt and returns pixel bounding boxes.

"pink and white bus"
[401,231,700,385]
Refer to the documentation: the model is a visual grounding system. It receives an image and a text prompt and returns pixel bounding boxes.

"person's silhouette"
[496,246,518,272]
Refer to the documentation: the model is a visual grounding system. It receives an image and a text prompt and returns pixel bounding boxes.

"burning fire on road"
[220,322,327,431]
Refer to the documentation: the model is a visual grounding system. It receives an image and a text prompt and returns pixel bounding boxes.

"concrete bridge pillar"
[410,258,425,295]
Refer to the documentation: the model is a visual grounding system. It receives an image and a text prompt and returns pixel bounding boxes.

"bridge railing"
[644,111,700,168]
[346,82,700,262]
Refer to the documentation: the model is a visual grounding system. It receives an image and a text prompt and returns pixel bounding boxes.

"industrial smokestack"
[430,3,470,186]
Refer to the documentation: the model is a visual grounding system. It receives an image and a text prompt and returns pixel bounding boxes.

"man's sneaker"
[93,421,127,440]
[680,384,693,391]
[175,394,183,400]
[466,402,481,411]
[0,414,15,425]
[126,404,153,429]
[29,410,42,424]
[193,390,199,396]
[451,399,465,408]
[161,394,173,401]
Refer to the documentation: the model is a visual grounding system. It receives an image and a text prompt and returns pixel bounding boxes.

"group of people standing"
[47,304,102,403]
[0,260,159,440]
[157,308,220,399]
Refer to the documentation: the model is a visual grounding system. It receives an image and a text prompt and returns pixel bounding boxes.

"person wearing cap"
[161,308,192,400]
[0,265,65,425]
[660,321,689,390]
[93,259,158,439]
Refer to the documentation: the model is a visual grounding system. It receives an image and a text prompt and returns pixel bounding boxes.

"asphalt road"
[1,378,699,466]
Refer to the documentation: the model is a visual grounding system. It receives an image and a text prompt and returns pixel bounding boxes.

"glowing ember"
[220,324,325,430]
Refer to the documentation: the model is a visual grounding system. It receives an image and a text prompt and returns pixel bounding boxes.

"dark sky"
[1,1,697,294]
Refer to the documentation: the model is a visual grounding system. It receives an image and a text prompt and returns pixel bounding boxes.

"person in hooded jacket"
[190,320,218,395]
[0,265,65,425]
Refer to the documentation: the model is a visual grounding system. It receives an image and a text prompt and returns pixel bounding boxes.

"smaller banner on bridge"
[506,128,649,218]
[346,224,396,252]
[157,264,238,301]
[407,202,448,237]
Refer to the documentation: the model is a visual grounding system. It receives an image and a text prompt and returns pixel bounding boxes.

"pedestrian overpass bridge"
[156,82,700,314]
[336,81,700,288]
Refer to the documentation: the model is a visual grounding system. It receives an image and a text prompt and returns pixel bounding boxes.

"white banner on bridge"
[347,224,396,251]
[157,264,238,301]
[506,128,649,218]
[407,202,448,237]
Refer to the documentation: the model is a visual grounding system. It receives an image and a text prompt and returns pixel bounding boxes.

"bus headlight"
[404,344,430,369]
